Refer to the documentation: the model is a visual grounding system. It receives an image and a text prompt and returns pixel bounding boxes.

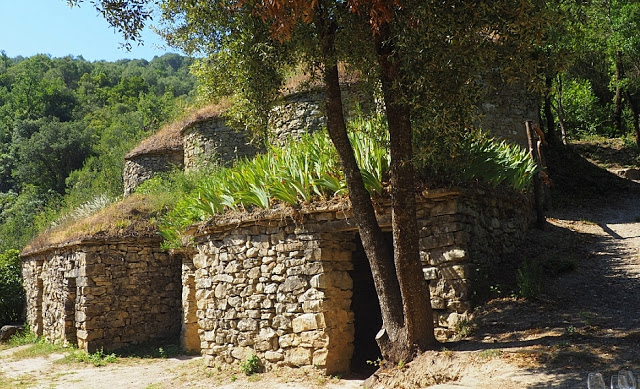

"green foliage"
[0,186,55,253]
[479,349,502,359]
[517,259,543,300]
[240,354,261,376]
[12,118,94,194]
[0,249,24,325]
[67,348,118,367]
[7,328,37,346]
[159,125,389,248]
[460,133,540,191]
[560,78,611,136]
[8,337,68,359]
[0,53,196,253]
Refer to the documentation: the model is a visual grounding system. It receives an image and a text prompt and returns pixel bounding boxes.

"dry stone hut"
[181,115,261,172]
[21,196,181,352]
[178,188,532,373]
[479,74,540,148]
[123,124,184,196]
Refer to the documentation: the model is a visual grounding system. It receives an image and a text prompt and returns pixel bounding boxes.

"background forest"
[0,52,196,256]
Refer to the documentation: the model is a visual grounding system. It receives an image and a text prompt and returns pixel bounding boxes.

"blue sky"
[0,0,177,61]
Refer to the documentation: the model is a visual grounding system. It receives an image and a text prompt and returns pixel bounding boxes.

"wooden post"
[526,120,546,229]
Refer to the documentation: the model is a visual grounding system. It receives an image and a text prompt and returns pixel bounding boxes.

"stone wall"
[187,188,532,373]
[478,77,539,148]
[268,86,373,145]
[182,118,261,172]
[22,239,181,352]
[123,150,184,196]
[268,90,327,144]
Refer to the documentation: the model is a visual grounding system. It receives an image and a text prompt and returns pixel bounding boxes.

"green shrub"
[0,249,25,325]
[66,348,118,367]
[561,78,612,137]
[240,354,261,375]
[159,127,390,248]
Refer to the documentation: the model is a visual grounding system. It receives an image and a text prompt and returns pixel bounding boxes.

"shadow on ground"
[447,179,640,387]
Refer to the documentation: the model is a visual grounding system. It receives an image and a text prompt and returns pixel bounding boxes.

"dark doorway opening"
[349,233,384,375]
[64,277,77,346]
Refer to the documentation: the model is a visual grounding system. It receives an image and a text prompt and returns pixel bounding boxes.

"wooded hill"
[0,53,197,253]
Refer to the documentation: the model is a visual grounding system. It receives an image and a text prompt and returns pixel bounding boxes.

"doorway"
[349,233,384,375]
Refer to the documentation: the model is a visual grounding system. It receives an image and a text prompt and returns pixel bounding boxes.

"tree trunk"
[613,51,625,134]
[554,74,568,145]
[374,22,437,358]
[626,92,640,148]
[314,7,408,363]
[543,74,557,143]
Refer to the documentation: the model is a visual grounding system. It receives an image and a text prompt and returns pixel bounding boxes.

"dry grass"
[126,64,362,159]
[280,63,361,96]
[22,194,165,255]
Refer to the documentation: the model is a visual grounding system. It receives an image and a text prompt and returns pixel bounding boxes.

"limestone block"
[430,297,446,310]
[231,346,252,361]
[439,265,471,280]
[278,333,297,348]
[447,300,472,313]
[302,299,324,313]
[423,267,439,280]
[420,233,456,251]
[272,315,291,330]
[224,261,241,273]
[265,351,284,362]
[312,348,329,367]
[264,283,278,294]
[247,267,260,279]
[298,288,324,302]
[279,276,307,293]
[292,313,324,333]
[430,200,457,216]
[237,318,258,332]
[286,347,312,366]
[309,272,352,290]
[444,249,467,262]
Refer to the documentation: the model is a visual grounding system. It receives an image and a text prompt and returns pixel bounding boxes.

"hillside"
[0,53,197,253]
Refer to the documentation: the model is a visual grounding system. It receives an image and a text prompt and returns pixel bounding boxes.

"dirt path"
[1,185,638,389]
[367,184,640,388]
[0,344,364,388]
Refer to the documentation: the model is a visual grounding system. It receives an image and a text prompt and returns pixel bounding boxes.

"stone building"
[22,236,181,352]
[181,116,261,172]
[178,188,531,373]
[21,188,531,373]
[479,74,540,148]
[123,123,184,196]
[23,78,538,373]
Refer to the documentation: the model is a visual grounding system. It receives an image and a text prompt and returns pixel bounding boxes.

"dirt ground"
[1,147,639,389]
[368,182,640,388]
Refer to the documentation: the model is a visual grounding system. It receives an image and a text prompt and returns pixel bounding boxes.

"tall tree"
[580,0,640,145]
